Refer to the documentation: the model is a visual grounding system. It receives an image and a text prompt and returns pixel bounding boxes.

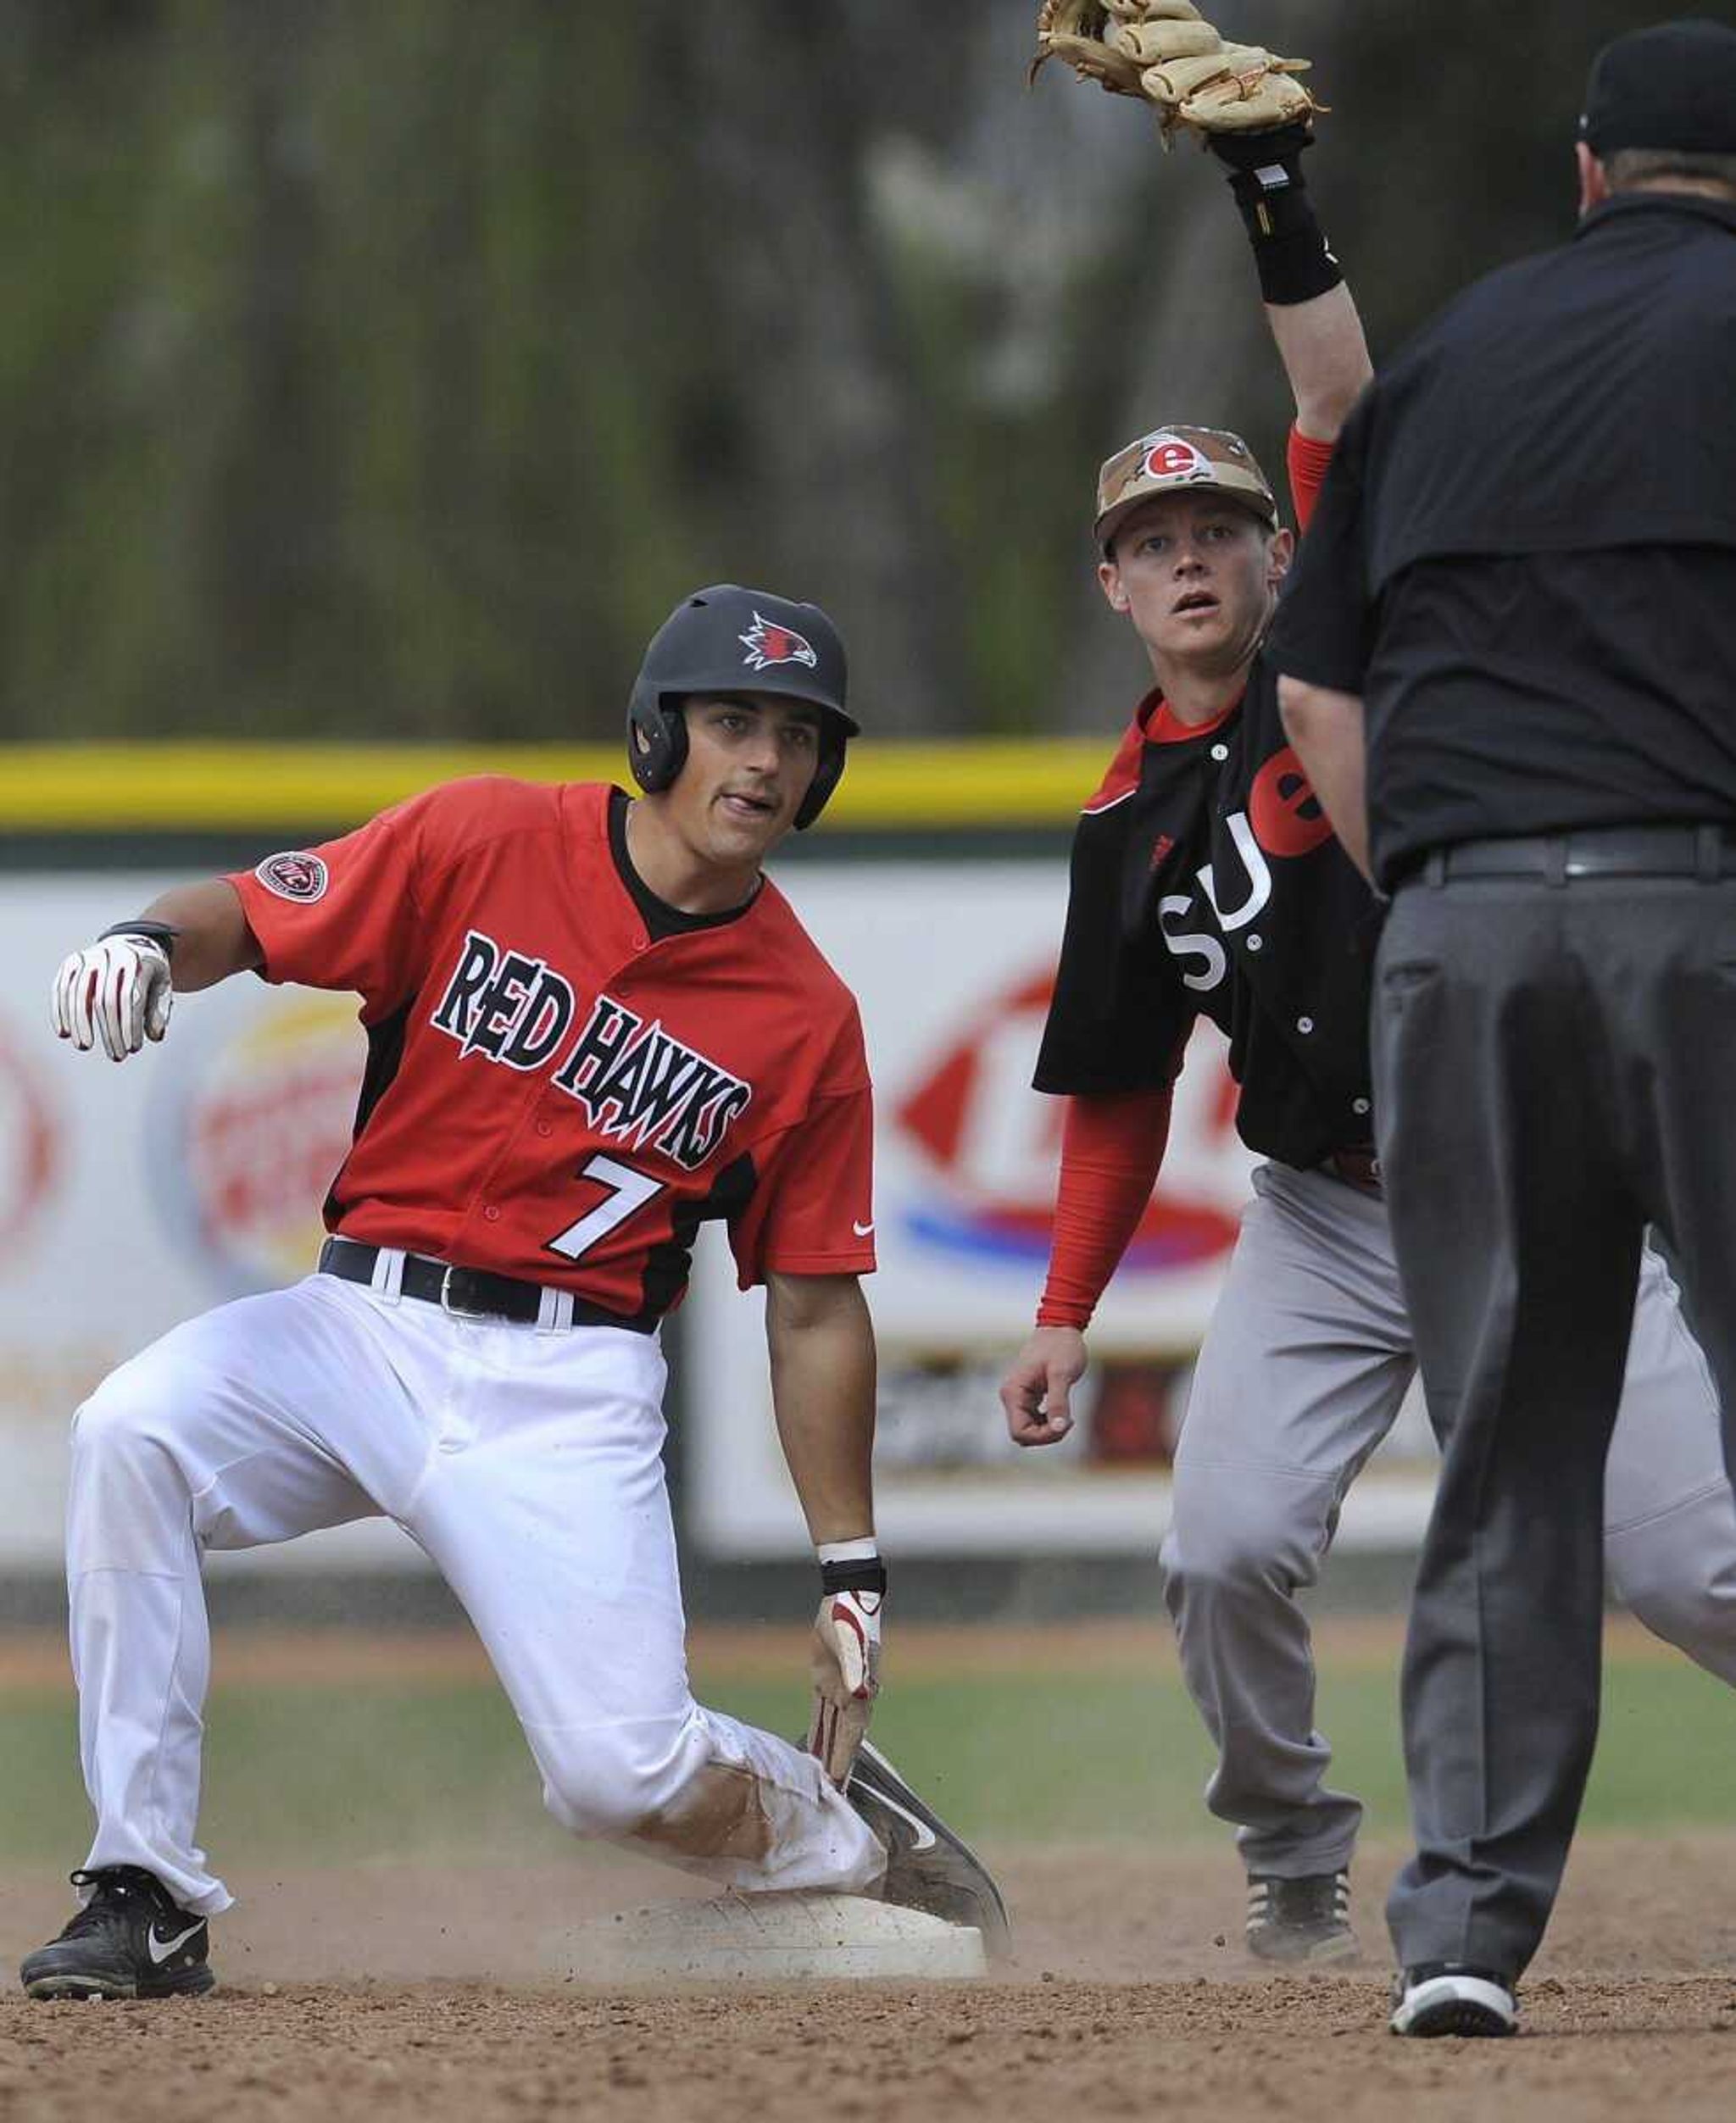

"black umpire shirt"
[1267,192,1736,892]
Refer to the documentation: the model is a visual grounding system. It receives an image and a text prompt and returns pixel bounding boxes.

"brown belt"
[1327,1147,1383,1193]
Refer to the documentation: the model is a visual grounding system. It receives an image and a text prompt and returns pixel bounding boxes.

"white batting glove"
[51,934,175,1061]
[806,1584,883,1787]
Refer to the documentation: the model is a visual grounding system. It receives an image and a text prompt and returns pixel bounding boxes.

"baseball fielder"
[24,584,1007,2000]
[1005,6,1736,1966]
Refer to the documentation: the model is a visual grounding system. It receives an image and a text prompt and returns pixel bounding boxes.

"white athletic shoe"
[1389,1963,1517,2037]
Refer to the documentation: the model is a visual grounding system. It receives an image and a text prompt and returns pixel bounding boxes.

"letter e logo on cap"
[1143,438,1210,481]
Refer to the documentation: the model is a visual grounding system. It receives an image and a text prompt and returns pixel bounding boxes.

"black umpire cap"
[1581,19,1736,158]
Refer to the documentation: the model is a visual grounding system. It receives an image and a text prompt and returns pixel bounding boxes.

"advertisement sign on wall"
[0,877,423,1570]
[0,864,1435,1572]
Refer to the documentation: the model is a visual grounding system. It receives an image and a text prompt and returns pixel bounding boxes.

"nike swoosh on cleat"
[863,1787,937,1853]
[147,1921,203,1965]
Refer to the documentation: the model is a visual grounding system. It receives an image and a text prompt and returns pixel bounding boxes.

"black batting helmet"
[626,584,858,831]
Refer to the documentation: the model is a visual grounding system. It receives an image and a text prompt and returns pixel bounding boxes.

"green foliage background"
[0,1,1719,743]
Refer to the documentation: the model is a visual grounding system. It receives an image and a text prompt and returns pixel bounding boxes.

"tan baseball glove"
[1030,2,1320,140]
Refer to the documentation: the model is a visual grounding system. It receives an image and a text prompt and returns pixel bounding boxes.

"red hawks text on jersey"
[228,780,876,1325]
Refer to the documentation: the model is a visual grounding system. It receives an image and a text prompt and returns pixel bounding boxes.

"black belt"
[318,1237,651,1332]
[1327,1147,1383,1193]
[1417,824,1736,886]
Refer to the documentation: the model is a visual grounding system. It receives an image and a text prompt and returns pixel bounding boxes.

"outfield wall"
[0,744,1437,1570]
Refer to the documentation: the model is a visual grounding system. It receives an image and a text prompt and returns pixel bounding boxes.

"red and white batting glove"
[806,1553,885,1787]
[51,932,175,1061]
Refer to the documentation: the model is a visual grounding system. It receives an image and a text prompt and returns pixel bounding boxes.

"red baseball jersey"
[228,779,876,1324]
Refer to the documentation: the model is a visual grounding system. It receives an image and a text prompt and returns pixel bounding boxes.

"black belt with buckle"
[1327,1147,1383,1192]
[1420,824,1736,886]
[318,1237,651,1332]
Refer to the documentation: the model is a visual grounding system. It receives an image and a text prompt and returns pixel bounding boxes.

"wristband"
[98,920,181,963]
[1214,131,1344,308]
[820,1555,887,1597]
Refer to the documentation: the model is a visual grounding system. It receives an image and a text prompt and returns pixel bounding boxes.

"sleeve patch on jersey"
[255,851,330,903]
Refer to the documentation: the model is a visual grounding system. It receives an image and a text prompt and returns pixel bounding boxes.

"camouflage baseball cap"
[1094,425,1279,552]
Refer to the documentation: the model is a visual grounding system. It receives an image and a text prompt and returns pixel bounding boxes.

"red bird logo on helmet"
[739,613,820,673]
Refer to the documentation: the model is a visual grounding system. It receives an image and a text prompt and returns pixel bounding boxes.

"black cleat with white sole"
[846,1740,1012,1959]
[1389,1962,1516,2037]
[20,1867,214,2001]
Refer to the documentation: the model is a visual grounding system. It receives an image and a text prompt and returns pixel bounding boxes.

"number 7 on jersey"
[546,1153,666,1261]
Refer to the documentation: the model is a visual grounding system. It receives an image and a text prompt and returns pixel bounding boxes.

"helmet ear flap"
[793,723,849,831]
[626,684,687,794]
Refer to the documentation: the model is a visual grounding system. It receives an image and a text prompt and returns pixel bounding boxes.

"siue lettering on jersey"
[1157,898,1229,992]
[431,929,751,1171]
[1248,745,1334,859]
[1198,812,1272,933]
[1154,749,1330,996]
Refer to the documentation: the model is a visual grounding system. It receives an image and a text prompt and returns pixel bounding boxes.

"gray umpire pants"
[1372,856,1736,1981]
[1160,1162,1736,1882]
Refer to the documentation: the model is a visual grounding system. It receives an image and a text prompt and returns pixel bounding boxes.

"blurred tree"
[0,0,1714,745]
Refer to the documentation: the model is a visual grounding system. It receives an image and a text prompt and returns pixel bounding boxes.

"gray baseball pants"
[1373,865,1736,1981]
[1160,1158,1736,1881]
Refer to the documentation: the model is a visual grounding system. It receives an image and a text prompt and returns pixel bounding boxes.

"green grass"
[717,1658,1736,1847]
[3,1648,1732,1868]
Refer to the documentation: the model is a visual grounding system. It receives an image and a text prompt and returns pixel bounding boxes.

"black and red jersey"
[1033,430,1381,1170]
[229,779,876,1324]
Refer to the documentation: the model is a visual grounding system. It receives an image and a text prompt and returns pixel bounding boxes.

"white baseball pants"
[65,1266,883,1916]
[1160,1159,1736,1877]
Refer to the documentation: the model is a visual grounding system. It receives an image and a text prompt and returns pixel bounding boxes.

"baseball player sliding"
[1005,4,1736,1978]
[24,585,1007,2001]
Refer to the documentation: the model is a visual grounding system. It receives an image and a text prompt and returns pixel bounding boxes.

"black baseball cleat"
[1389,1962,1516,2037]
[19,1867,215,2000]
[846,1739,1012,1959]
[1245,1869,1359,1965]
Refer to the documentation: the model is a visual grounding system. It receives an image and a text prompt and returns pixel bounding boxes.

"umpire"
[1268,19,1736,2039]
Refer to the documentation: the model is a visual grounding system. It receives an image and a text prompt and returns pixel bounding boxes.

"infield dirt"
[3,1620,1734,2120]
[3,1835,1736,2122]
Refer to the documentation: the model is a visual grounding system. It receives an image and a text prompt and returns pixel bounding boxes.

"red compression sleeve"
[1287,424,1337,538]
[1035,1088,1172,1330]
